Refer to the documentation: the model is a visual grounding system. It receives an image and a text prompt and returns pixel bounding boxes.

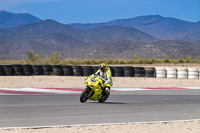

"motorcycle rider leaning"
[94,63,112,95]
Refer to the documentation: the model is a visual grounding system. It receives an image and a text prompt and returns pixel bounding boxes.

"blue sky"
[0,0,200,24]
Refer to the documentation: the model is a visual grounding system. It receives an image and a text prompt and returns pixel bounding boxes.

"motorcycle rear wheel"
[98,91,110,103]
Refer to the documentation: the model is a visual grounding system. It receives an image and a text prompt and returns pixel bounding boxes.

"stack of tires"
[166,68,177,79]
[123,66,134,77]
[177,68,188,79]
[188,68,199,79]
[144,68,155,77]
[155,67,166,78]
[111,67,124,77]
[12,65,24,76]
[32,65,43,75]
[72,66,83,76]
[133,67,145,77]
[0,65,4,76]
[41,65,53,75]
[1,64,199,79]
[82,66,94,76]
[2,65,14,76]
[52,65,63,76]
[92,66,99,73]
[22,65,34,76]
[62,65,73,76]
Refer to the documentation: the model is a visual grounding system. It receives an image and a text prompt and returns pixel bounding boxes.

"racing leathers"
[95,66,112,95]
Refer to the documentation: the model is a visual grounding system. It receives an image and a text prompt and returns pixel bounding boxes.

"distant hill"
[0,19,157,59]
[0,10,41,29]
[0,12,199,60]
[69,15,200,42]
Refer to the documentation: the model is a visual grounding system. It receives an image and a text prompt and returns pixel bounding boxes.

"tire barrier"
[177,68,188,79]
[155,67,166,78]
[155,67,200,79]
[22,65,34,76]
[166,68,177,79]
[123,66,134,77]
[0,64,199,79]
[52,65,63,76]
[32,65,43,75]
[188,68,199,79]
[12,64,24,76]
[82,66,94,76]
[3,65,14,76]
[112,67,124,77]
[0,65,4,76]
[62,65,73,76]
[72,66,83,76]
[41,65,53,75]
[134,67,145,77]
[92,66,99,74]
[145,68,156,77]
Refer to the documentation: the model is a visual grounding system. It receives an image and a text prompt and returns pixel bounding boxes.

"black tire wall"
[22,65,34,76]
[62,65,73,76]
[72,66,83,76]
[42,65,53,75]
[0,65,4,76]
[0,65,155,77]
[145,68,156,77]
[52,65,63,76]
[82,66,94,76]
[92,66,99,74]
[112,67,124,77]
[133,67,145,77]
[123,66,134,77]
[3,65,14,76]
[12,64,24,76]
[32,65,43,75]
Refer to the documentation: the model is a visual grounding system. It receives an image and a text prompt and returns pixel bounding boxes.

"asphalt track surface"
[0,90,200,128]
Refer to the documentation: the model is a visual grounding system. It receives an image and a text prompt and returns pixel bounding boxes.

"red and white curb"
[0,87,199,95]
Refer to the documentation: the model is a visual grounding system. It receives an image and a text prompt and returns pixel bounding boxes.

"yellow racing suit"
[95,66,113,88]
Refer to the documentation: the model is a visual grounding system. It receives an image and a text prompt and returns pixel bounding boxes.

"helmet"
[99,63,106,72]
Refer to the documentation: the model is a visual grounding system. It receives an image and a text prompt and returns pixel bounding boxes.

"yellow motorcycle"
[80,74,110,103]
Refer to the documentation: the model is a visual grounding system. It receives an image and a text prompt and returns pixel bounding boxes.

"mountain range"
[0,11,199,59]
[69,15,200,42]
[0,10,41,29]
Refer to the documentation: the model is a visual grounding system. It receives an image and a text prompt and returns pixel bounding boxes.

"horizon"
[0,10,199,25]
[0,0,199,24]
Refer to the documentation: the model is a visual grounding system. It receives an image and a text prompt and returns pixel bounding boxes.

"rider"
[94,63,112,95]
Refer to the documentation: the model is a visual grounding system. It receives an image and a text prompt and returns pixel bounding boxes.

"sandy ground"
[0,120,200,133]
[0,76,200,88]
[0,75,200,133]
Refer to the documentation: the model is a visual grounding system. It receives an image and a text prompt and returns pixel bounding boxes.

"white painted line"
[186,87,200,89]
[112,88,149,91]
[0,88,81,94]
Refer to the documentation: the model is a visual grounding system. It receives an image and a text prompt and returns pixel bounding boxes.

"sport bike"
[80,74,110,103]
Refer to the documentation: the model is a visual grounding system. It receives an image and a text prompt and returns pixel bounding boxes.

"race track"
[0,89,200,128]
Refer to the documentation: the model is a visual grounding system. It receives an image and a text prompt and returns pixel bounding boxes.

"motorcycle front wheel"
[80,88,91,103]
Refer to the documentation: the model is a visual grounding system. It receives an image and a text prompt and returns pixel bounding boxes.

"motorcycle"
[80,74,110,103]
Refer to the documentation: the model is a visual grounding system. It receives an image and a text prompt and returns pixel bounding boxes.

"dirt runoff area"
[0,75,200,133]
[0,120,200,133]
